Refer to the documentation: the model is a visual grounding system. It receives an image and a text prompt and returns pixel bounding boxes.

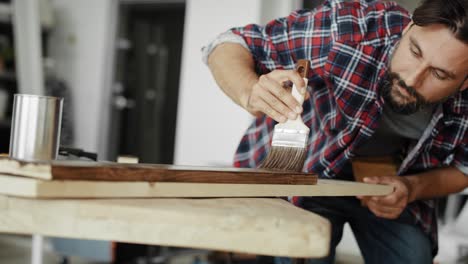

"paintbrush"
[260,59,310,172]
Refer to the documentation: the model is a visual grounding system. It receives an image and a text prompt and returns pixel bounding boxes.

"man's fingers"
[373,192,406,206]
[259,92,298,121]
[248,70,310,121]
[366,200,402,219]
[270,70,306,93]
[363,176,398,185]
[366,198,401,211]
[258,75,300,119]
[269,70,307,110]
[252,99,286,123]
[281,80,293,89]
[283,80,311,101]
[371,210,400,220]
[364,177,408,205]
[363,176,387,184]
[259,74,303,115]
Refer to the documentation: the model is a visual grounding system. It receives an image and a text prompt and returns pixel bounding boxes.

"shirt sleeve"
[202,7,333,75]
[201,31,249,65]
[454,143,468,176]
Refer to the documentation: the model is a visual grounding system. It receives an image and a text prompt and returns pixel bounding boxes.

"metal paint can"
[9,94,63,161]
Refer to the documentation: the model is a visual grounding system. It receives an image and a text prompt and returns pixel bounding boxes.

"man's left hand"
[356,176,413,219]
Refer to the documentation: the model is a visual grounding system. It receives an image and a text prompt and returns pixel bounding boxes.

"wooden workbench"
[0,158,394,258]
[0,195,331,258]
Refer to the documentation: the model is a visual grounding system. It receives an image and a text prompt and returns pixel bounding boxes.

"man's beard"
[380,72,431,115]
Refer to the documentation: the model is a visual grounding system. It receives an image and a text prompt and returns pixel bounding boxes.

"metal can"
[9,94,63,161]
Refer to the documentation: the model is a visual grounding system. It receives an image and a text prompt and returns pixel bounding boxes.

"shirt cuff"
[456,164,468,176]
[201,31,249,65]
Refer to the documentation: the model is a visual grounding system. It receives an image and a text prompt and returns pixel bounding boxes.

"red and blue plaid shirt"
[204,0,468,255]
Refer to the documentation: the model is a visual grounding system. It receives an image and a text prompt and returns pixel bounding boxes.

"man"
[203,0,468,263]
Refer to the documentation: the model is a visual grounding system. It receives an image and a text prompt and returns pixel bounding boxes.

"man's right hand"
[243,70,308,123]
[207,43,309,121]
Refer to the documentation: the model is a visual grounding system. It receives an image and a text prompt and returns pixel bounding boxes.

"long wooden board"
[0,196,331,257]
[0,158,316,185]
[0,174,393,198]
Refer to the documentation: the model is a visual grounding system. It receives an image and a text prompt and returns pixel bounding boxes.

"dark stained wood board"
[0,157,317,185]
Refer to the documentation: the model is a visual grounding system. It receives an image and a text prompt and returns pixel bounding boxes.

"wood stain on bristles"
[260,146,307,172]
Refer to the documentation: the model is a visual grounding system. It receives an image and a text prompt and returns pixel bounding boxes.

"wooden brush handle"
[291,59,310,105]
[296,59,310,78]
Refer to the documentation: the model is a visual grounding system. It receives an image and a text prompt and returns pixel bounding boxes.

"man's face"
[384,23,468,114]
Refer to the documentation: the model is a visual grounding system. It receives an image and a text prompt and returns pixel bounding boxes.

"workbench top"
[0,195,331,258]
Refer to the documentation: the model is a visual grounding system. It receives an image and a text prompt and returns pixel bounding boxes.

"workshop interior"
[0,0,466,264]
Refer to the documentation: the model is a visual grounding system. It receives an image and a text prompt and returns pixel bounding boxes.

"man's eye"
[432,70,447,80]
[410,47,420,57]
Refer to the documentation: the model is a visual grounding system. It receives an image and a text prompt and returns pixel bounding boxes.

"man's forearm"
[207,43,258,111]
[406,166,468,202]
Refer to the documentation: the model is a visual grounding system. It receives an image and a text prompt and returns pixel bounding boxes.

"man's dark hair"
[413,0,468,43]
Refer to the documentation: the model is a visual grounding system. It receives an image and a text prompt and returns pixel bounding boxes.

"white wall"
[48,0,113,153]
[174,0,301,166]
[260,0,302,24]
[174,0,259,166]
[393,0,418,12]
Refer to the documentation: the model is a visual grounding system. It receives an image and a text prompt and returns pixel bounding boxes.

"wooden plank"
[0,174,393,198]
[0,196,331,258]
[0,157,316,185]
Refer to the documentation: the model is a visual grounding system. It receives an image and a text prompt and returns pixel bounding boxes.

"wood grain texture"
[0,157,316,185]
[0,174,393,198]
[0,195,331,257]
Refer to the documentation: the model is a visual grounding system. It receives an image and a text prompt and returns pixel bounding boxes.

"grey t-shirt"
[354,105,434,157]
[354,105,468,175]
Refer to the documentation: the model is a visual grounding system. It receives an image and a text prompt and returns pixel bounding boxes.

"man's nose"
[403,63,428,88]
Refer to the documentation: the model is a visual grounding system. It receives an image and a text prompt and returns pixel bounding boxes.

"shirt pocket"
[334,6,364,43]
[319,41,382,135]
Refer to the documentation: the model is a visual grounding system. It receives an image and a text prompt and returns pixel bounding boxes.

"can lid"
[14,94,63,101]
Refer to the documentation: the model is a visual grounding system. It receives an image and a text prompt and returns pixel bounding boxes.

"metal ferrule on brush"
[271,124,309,148]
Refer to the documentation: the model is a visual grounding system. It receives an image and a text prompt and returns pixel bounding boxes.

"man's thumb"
[363,177,378,184]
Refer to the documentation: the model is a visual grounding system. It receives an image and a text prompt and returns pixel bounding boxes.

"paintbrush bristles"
[260,146,307,172]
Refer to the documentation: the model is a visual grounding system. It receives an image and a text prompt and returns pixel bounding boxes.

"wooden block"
[352,156,399,182]
[0,195,331,258]
[0,157,316,185]
[117,155,139,164]
[0,174,393,198]
[352,156,399,205]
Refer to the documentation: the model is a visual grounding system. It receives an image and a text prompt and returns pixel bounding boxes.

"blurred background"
[0,0,465,264]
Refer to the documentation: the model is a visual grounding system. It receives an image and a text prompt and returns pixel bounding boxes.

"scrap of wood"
[0,158,51,179]
[0,196,331,258]
[0,174,393,198]
[0,157,316,185]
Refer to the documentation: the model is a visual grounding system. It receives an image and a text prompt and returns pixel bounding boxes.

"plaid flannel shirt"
[203,0,468,255]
